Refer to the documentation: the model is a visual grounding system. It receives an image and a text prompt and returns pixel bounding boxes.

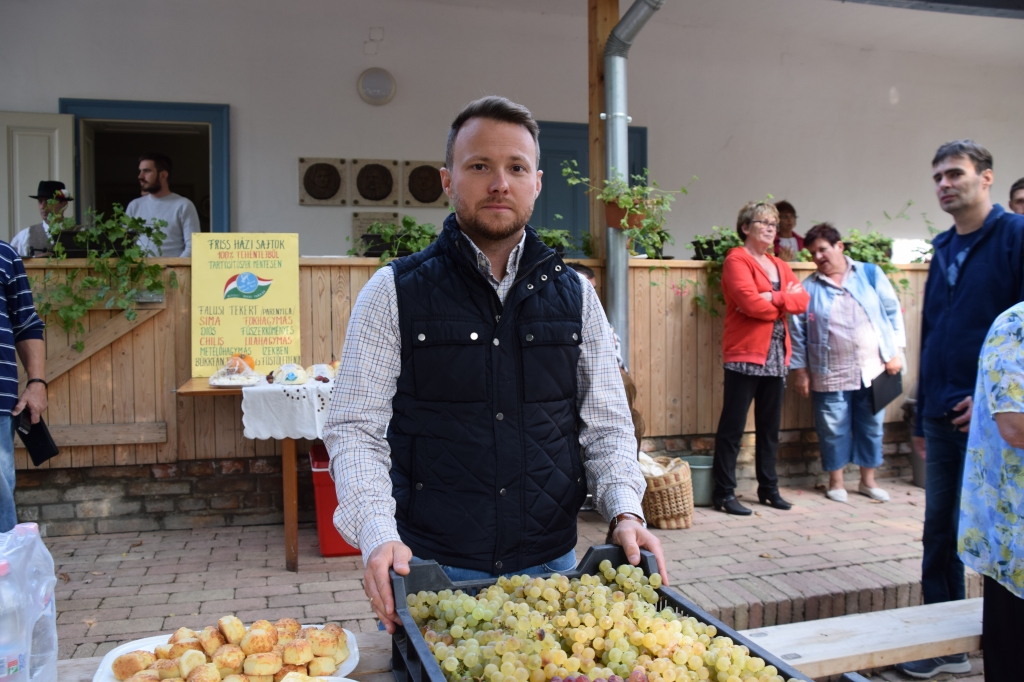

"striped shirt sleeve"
[0,244,44,342]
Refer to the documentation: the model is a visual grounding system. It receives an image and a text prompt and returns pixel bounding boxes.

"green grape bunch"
[404,561,799,682]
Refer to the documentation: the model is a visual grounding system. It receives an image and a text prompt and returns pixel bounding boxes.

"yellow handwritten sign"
[191,233,301,377]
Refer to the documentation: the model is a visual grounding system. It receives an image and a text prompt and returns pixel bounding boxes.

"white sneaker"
[858,483,890,501]
[826,488,848,502]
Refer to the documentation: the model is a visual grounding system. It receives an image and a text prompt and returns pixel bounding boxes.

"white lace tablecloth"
[241,378,334,440]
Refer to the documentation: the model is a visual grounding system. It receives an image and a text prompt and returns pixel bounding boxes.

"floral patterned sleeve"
[982,310,1024,416]
[959,303,1024,599]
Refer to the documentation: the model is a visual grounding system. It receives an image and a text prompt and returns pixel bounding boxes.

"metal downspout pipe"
[604,0,664,371]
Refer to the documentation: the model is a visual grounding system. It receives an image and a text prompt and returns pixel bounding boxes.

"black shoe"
[758,489,792,510]
[894,654,971,678]
[712,496,752,516]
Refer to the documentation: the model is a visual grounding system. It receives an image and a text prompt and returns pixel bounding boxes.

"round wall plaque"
[357,68,396,105]
[356,163,394,201]
[303,163,342,200]
[408,165,444,204]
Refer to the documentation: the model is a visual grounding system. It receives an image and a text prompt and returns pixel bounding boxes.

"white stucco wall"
[2,0,1022,256]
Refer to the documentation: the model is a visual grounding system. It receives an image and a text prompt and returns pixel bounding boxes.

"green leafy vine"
[32,201,178,352]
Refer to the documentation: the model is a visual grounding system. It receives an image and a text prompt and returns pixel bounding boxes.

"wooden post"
[283,437,299,572]
[588,0,619,267]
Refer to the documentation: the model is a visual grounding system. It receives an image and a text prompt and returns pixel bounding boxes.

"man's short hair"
[445,96,540,171]
[139,152,173,176]
[932,140,992,174]
[804,223,842,249]
[1011,177,1024,201]
[566,262,595,279]
[774,200,796,217]
[736,201,779,240]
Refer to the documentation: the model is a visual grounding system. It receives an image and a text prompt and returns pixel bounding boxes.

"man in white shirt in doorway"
[126,152,199,257]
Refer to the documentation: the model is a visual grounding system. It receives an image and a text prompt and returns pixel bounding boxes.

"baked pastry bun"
[241,628,275,656]
[169,628,198,644]
[168,639,204,659]
[274,664,307,682]
[244,652,284,676]
[153,644,174,660]
[250,620,279,645]
[308,656,337,676]
[274,618,302,635]
[334,642,350,665]
[222,676,251,682]
[124,673,161,682]
[198,625,227,656]
[321,623,344,640]
[282,639,314,665]
[276,629,295,645]
[213,643,245,676]
[113,651,157,680]
[185,663,220,682]
[247,677,274,682]
[178,650,208,679]
[147,658,181,679]
[219,615,247,644]
[306,628,338,656]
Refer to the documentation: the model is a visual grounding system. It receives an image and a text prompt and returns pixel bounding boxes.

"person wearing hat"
[11,181,72,258]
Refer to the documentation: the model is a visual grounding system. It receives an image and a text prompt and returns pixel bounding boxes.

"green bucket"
[680,455,714,507]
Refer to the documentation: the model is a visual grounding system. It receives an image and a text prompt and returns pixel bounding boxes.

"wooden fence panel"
[17,258,928,469]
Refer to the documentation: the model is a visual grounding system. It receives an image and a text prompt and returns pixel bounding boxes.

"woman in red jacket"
[713,201,810,515]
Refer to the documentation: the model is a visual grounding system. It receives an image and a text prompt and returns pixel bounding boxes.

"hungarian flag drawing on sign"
[223,272,273,300]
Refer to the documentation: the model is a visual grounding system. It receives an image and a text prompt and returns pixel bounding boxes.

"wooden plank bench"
[739,598,982,679]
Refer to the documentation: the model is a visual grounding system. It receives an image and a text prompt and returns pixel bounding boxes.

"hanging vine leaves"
[32,200,178,352]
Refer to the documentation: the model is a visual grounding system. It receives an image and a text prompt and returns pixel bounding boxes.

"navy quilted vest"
[387,214,586,573]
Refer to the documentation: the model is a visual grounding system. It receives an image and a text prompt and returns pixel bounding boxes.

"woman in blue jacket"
[790,224,906,502]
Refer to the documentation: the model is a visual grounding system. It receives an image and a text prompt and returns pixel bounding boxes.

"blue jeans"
[437,548,578,582]
[812,386,884,471]
[0,415,17,532]
[921,416,968,604]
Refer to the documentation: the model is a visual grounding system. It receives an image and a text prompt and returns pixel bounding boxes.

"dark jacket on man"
[386,216,587,573]
[917,204,1024,434]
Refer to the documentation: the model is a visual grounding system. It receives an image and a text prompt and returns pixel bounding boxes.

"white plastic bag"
[0,523,57,682]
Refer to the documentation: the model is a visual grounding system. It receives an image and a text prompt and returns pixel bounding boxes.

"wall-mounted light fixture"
[357,68,396,105]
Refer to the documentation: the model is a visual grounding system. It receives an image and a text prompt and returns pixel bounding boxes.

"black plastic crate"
[389,544,814,682]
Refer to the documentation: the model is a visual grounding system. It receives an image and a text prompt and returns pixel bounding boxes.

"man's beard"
[451,188,533,243]
[140,180,161,194]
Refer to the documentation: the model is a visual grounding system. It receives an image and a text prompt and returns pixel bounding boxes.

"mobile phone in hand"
[16,409,32,436]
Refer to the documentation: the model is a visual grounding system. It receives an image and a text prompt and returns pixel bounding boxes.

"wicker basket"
[641,457,694,529]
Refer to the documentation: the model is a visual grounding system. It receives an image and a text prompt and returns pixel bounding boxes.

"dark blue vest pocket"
[518,319,582,403]
[412,319,489,402]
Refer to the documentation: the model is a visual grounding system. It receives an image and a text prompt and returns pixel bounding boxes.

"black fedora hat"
[28,180,73,201]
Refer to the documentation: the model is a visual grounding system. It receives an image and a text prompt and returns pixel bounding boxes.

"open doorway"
[82,120,211,232]
[60,99,230,232]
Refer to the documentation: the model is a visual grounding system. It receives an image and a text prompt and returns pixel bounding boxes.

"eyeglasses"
[751,220,779,230]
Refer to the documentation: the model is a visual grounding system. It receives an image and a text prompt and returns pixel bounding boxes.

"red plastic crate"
[310,442,361,557]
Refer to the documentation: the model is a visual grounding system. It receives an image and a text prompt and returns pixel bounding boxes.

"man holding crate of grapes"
[324,96,666,633]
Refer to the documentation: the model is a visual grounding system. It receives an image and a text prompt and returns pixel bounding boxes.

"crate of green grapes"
[388,544,811,682]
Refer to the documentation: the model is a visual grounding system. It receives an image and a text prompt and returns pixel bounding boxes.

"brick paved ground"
[47,477,981,679]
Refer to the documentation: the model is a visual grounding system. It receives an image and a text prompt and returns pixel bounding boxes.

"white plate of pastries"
[95,616,358,682]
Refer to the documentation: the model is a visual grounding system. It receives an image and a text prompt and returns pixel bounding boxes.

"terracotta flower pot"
[605,202,645,230]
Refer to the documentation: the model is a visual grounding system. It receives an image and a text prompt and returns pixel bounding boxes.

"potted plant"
[561,160,694,258]
[33,200,178,352]
[348,214,437,262]
[679,226,744,315]
[535,227,573,255]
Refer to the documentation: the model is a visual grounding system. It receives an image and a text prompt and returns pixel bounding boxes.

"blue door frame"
[536,121,647,257]
[59,99,230,232]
